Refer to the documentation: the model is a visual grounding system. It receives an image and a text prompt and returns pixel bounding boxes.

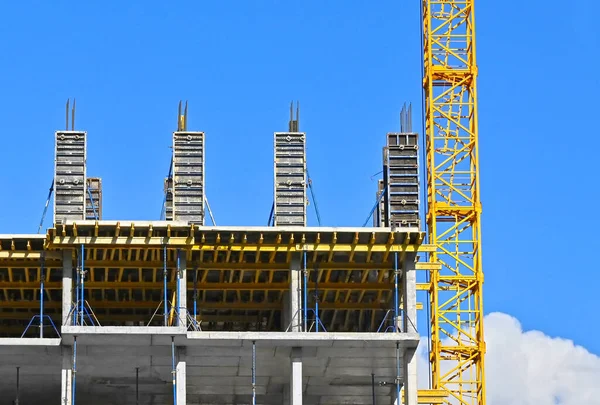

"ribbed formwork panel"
[54,131,86,224]
[383,132,420,228]
[274,132,306,226]
[85,177,102,220]
[164,177,173,221]
[172,131,204,224]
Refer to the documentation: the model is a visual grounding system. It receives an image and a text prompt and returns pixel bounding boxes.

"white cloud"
[416,312,600,405]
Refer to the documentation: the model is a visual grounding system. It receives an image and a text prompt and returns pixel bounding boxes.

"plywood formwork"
[0,222,429,336]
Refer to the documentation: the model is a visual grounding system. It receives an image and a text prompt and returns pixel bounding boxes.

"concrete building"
[0,106,423,405]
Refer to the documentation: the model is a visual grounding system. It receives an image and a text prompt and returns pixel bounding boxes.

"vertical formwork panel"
[164,177,173,221]
[85,177,102,220]
[54,131,86,224]
[274,132,307,226]
[384,132,420,228]
[172,132,205,224]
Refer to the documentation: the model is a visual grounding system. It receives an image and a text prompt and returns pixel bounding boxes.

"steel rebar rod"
[136,367,139,405]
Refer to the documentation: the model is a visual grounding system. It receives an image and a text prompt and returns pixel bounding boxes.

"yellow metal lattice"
[423,0,486,404]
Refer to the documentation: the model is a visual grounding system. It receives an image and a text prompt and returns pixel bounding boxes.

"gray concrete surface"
[0,331,417,405]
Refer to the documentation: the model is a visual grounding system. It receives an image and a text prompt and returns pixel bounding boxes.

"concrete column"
[60,349,72,405]
[403,348,418,405]
[179,252,187,328]
[176,349,186,405]
[282,291,290,331]
[289,254,302,332]
[402,254,417,405]
[402,254,417,334]
[290,347,303,405]
[62,250,73,326]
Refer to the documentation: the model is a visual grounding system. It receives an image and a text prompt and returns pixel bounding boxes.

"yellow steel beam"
[423,0,486,404]
[415,389,448,404]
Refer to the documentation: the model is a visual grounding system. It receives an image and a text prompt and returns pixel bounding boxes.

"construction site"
[0,2,484,405]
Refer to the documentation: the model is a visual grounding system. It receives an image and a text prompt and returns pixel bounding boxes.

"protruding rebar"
[184,100,188,131]
[178,101,182,131]
[71,98,76,131]
[288,101,300,132]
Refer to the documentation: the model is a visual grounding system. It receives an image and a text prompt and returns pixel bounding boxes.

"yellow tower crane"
[422,1,486,405]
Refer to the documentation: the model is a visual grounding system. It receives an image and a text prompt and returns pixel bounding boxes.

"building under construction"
[1,2,486,404]
[0,100,431,405]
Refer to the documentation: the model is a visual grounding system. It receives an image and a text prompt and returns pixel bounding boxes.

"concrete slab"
[61,326,187,345]
[0,337,61,346]
[186,331,419,349]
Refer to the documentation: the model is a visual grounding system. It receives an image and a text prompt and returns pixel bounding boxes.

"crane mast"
[422,1,486,404]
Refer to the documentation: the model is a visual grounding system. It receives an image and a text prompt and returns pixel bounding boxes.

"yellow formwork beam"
[0,300,415,310]
[49,236,434,253]
[0,281,398,291]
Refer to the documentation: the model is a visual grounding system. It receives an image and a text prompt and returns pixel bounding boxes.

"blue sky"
[0,0,598,357]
